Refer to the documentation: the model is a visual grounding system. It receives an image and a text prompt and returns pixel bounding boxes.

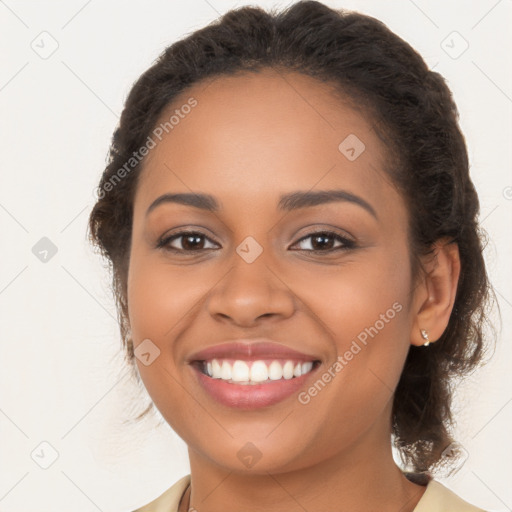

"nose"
[206,255,296,327]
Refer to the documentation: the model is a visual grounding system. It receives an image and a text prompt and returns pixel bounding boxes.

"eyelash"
[156,229,356,254]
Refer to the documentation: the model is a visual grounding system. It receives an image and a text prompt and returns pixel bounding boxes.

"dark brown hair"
[87,0,497,474]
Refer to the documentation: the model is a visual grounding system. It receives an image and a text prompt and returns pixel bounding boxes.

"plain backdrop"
[0,1,511,511]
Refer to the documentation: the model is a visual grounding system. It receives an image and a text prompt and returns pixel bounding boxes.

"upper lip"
[187,339,320,363]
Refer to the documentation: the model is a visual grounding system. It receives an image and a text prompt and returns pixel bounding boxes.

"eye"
[290,231,355,252]
[157,231,219,252]
[156,229,356,254]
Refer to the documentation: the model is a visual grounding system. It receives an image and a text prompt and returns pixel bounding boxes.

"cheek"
[288,259,411,455]
[299,247,412,401]
[126,250,220,413]
[127,249,206,344]
[294,247,411,346]
[126,251,203,433]
[324,268,410,355]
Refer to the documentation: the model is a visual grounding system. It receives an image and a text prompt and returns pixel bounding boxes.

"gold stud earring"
[420,329,430,346]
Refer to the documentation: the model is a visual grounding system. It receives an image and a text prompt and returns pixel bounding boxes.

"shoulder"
[414,479,488,512]
[131,474,191,512]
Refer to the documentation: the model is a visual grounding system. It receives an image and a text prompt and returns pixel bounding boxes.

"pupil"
[183,234,202,250]
[313,234,332,250]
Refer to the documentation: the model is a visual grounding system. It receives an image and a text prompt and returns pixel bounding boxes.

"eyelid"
[293,225,355,243]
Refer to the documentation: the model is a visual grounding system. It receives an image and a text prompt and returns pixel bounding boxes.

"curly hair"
[87,0,497,474]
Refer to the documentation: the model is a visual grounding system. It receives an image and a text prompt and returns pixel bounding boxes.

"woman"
[88,2,496,511]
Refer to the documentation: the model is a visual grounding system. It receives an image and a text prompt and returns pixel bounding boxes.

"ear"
[410,237,461,347]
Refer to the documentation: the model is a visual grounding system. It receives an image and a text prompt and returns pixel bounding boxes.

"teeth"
[250,360,268,382]
[212,359,221,377]
[231,360,250,382]
[302,361,313,374]
[221,360,232,380]
[203,359,316,383]
[268,360,283,380]
[283,361,294,379]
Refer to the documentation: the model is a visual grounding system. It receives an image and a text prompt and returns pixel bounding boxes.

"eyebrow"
[146,189,378,220]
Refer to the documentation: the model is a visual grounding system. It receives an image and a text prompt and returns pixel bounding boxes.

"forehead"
[135,68,398,216]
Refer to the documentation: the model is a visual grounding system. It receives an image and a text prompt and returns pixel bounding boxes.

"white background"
[0,1,511,511]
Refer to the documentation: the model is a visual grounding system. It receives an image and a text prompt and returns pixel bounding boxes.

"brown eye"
[291,231,355,252]
[157,231,219,252]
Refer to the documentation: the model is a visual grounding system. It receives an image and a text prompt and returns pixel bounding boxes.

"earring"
[420,329,430,346]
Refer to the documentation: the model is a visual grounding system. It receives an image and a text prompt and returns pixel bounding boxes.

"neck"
[182,421,427,512]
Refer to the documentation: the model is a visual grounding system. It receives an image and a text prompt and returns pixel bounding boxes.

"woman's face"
[127,69,426,473]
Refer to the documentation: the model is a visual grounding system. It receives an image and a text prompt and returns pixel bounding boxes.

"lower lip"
[191,363,319,410]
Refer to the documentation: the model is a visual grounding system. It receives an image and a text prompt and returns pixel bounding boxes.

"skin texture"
[126,69,461,512]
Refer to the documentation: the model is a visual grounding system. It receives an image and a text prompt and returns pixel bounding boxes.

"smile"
[198,358,317,384]
[190,358,321,409]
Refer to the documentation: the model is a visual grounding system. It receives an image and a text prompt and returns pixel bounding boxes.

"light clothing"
[132,474,487,512]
